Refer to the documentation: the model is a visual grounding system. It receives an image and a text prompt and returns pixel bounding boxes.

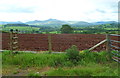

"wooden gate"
[109,34,120,63]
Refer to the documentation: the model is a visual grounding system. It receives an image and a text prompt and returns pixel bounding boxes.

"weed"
[66,45,80,63]
[13,71,19,74]
[28,72,40,76]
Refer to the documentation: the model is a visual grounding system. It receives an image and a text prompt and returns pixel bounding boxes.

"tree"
[60,24,73,34]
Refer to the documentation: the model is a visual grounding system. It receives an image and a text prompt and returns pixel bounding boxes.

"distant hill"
[25,19,117,27]
[26,19,67,27]
[92,21,117,25]
[90,22,118,29]
[71,21,93,27]
[0,19,118,28]
[25,19,94,27]
[0,21,24,25]
[0,21,8,24]
[25,20,43,25]
[4,24,30,27]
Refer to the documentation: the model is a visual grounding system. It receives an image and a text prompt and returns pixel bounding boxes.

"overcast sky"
[0,0,119,22]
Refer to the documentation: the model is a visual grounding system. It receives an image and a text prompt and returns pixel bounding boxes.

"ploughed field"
[1,33,119,51]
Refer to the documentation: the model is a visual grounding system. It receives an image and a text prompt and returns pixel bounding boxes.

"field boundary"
[109,34,120,63]
[89,34,120,63]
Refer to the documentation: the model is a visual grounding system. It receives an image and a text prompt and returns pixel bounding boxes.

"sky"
[0,0,119,22]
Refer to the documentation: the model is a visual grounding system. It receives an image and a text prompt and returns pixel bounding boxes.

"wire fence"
[3,29,120,63]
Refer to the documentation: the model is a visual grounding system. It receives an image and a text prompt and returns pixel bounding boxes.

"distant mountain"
[66,21,79,24]
[25,19,93,27]
[0,21,9,24]
[43,19,67,25]
[26,19,117,28]
[26,20,43,25]
[4,24,30,27]
[0,19,118,28]
[0,21,23,25]
[71,21,93,27]
[26,19,67,25]
[44,19,63,22]
[92,21,117,25]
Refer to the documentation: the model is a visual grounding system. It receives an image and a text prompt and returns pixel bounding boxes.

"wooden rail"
[89,34,120,63]
[109,34,120,63]
[111,40,120,43]
[110,34,120,36]
[89,39,106,51]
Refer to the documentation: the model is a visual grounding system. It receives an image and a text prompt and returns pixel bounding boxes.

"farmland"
[2,33,107,51]
[1,33,120,77]
[0,20,119,34]
[0,0,119,77]
[2,26,40,33]
[2,33,119,52]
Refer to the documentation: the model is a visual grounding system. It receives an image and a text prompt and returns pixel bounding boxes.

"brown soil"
[1,33,119,52]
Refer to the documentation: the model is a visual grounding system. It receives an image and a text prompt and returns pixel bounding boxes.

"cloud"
[95,9,106,13]
[0,6,35,13]
[0,0,119,22]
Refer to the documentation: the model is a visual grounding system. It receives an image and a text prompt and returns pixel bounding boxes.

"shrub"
[66,45,80,62]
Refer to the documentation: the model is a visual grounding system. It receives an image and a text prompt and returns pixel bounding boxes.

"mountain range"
[0,19,117,27]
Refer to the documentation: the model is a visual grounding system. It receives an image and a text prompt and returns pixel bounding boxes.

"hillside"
[25,19,67,27]
[0,19,119,34]
[0,19,118,28]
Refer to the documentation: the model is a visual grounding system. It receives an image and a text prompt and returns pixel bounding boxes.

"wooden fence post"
[106,34,111,60]
[48,34,52,53]
[10,29,13,54]
[10,29,18,54]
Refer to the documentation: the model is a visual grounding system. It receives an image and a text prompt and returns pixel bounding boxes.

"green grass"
[2,26,40,32]
[2,51,119,76]
[28,72,40,76]
[105,28,119,30]
[0,25,3,31]
[0,25,3,27]
[2,52,67,67]
[2,51,110,67]
[42,63,118,76]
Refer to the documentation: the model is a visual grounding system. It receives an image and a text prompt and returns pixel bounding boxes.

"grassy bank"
[2,50,119,76]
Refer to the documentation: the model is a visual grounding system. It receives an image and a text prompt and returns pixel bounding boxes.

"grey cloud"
[96,9,106,13]
[112,10,118,13]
